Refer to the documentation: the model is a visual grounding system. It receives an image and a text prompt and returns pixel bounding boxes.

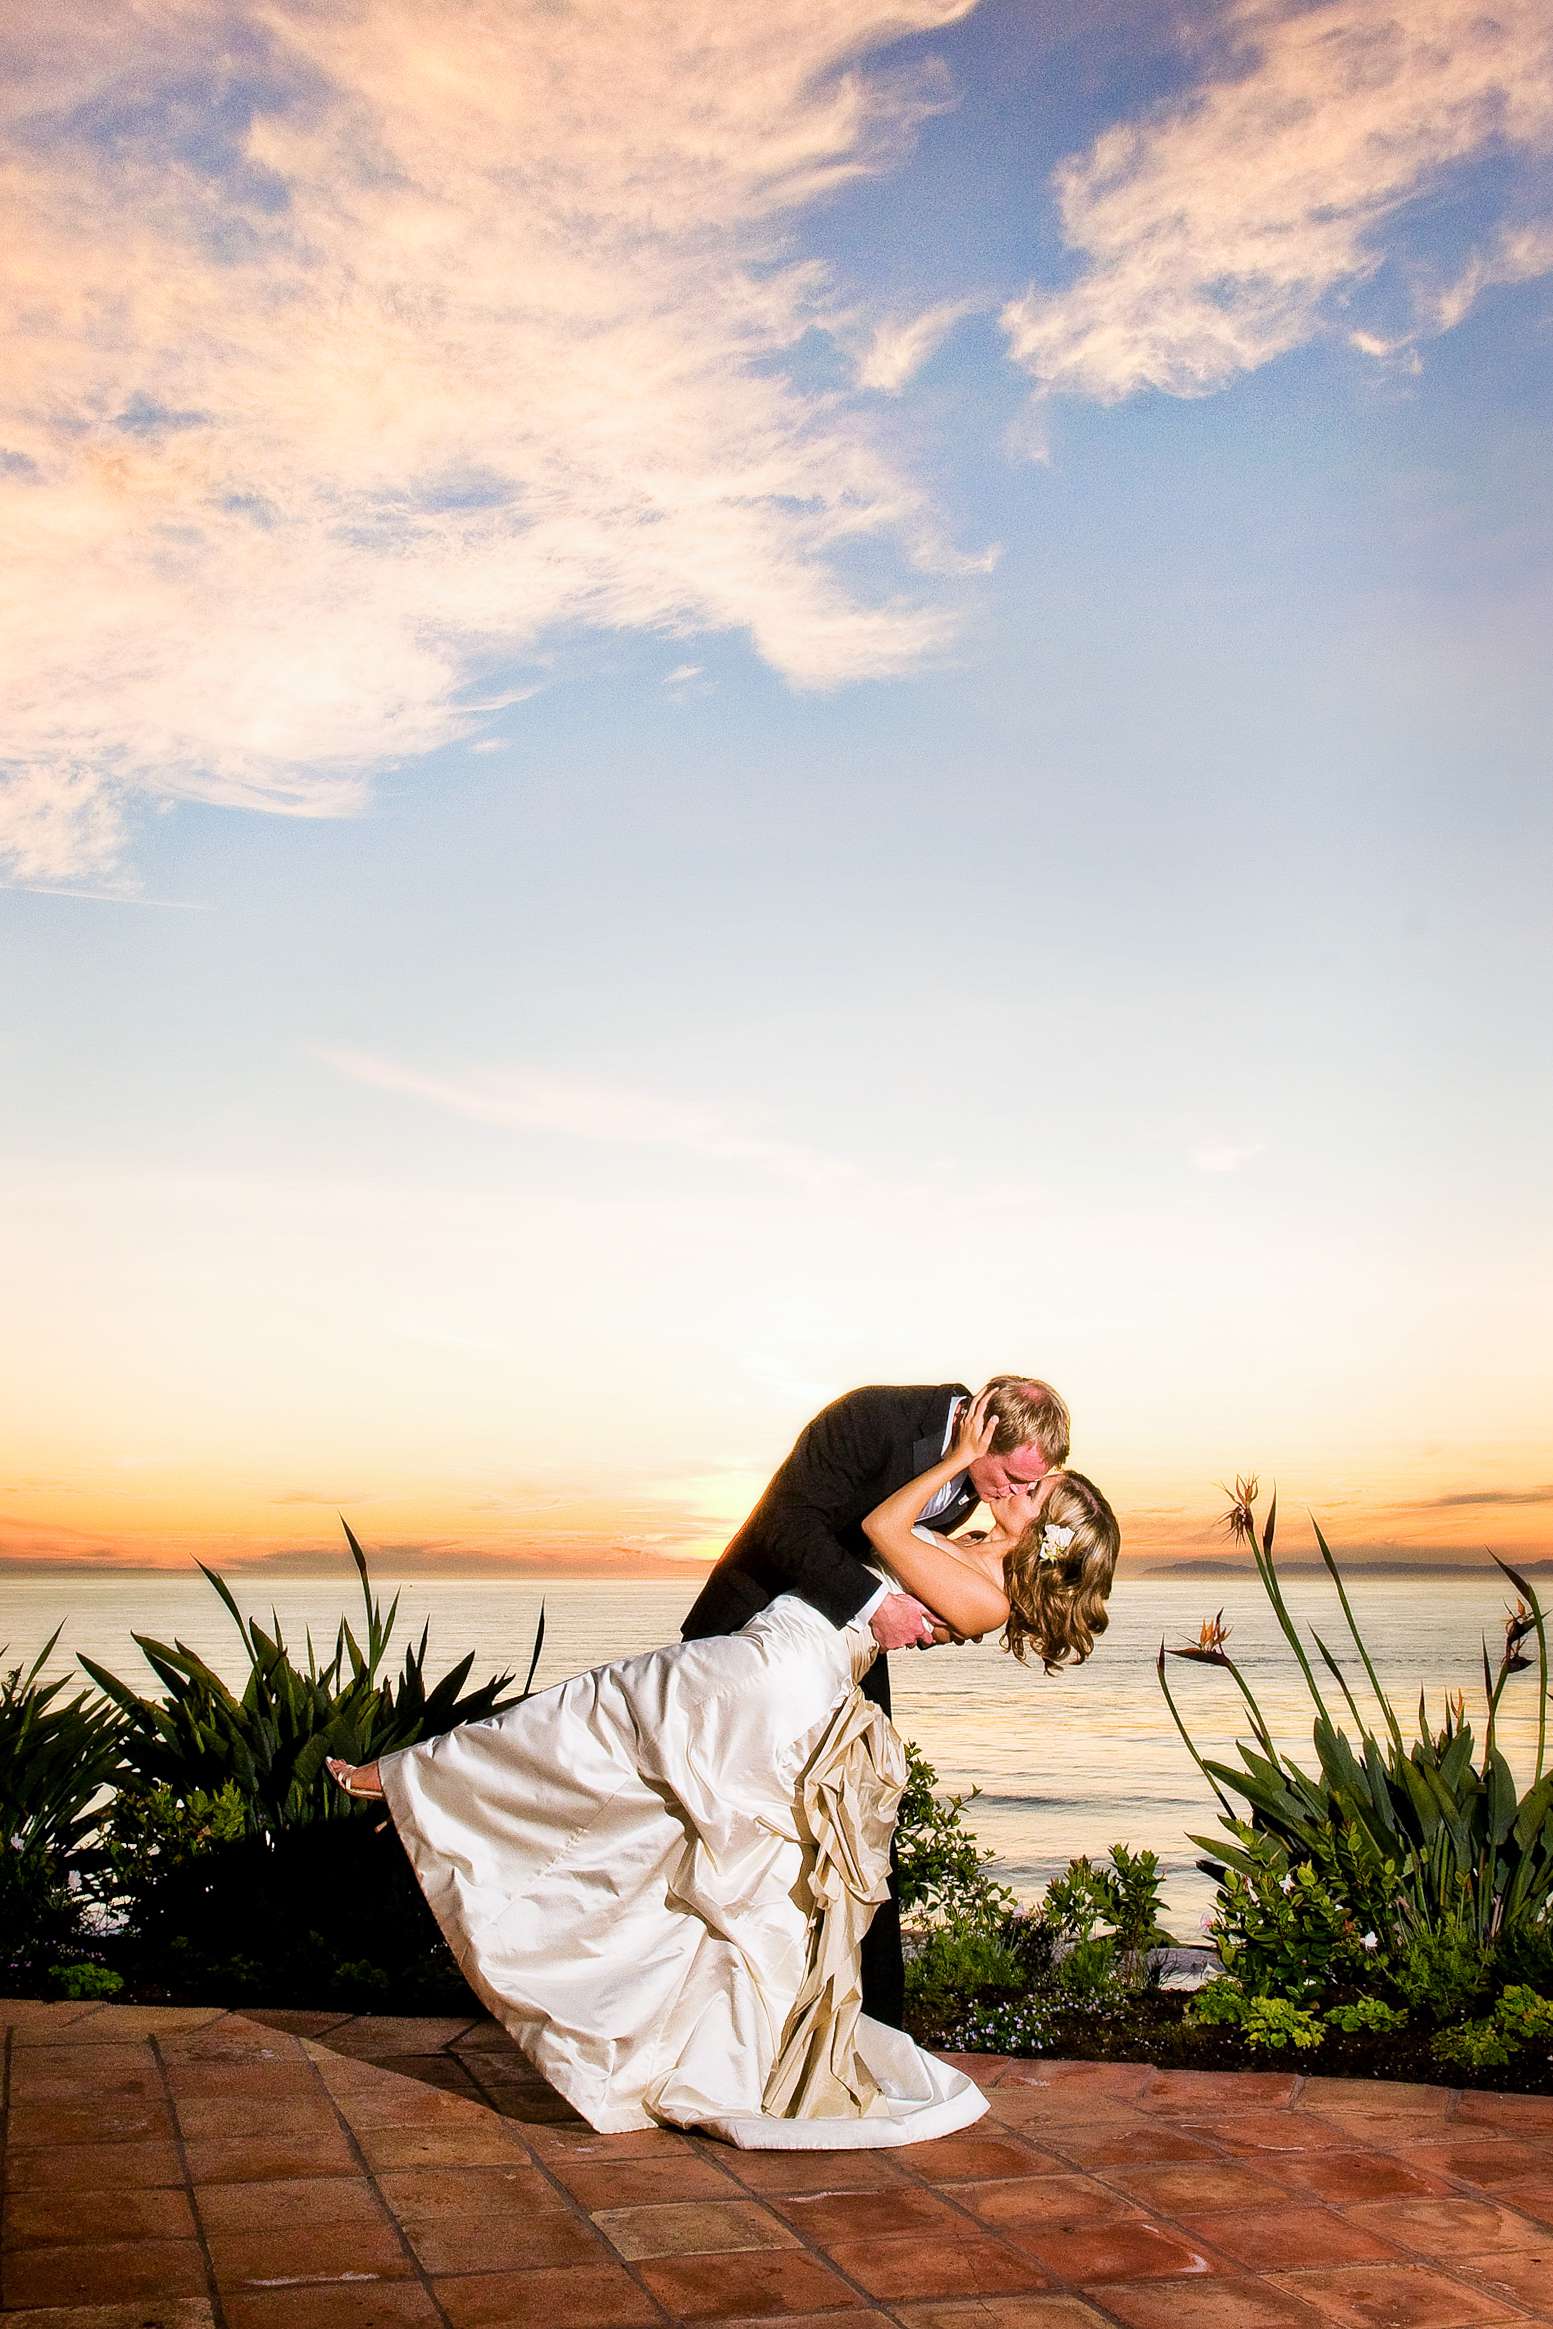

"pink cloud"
[0,0,975,882]
[1003,0,1553,406]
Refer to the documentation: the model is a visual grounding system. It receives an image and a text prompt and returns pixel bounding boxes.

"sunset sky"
[2,0,1550,1579]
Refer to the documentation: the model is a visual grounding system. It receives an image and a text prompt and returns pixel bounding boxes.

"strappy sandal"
[325,1758,387,1815]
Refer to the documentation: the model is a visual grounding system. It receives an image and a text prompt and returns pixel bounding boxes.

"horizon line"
[2,1550,1547,1581]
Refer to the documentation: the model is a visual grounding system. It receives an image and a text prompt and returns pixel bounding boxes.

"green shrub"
[1242,1996,1324,2052]
[905,1923,1025,2019]
[1390,1910,1496,2021]
[1210,1833,1394,2001]
[333,1959,397,2006]
[1325,1997,1408,2034]
[1433,1983,1553,2073]
[907,1817,1171,2044]
[97,1759,480,2012]
[1191,1978,1345,2050]
[1432,2019,1514,2071]
[1498,1922,1553,1996]
[1105,1843,1174,1970]
[100,1782,248,1942]
[1032,1847,1170,2003]
[1495,1984,1553,2046]
[897,1744,1013,1931]
[48,1962,124,2001]
[1190,1976,1249,2029]
[895,1733,1171,2044]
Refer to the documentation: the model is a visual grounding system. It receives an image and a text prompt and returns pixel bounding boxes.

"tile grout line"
[876,2117,1204,2327]
[671,2083,1163,2327]
[449,2039,983,2327]
[417,2048,1311,2324]
[934,2069,1244,2311]
[1076,2142,1551,2321]
[151,2012,232,2329]
[12,2012,1553,2326]
[854,2075,1336,2322]
[445,2051,682,2326]
[976,2086,1553,2326]
[257,2031,1553,2324]
[283,2033,459,2328]
[457,2031,1056,2324]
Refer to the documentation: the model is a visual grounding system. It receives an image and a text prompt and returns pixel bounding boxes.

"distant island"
[1142,1557,1553,1579]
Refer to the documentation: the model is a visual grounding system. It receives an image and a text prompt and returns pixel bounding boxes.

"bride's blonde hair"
[1002,1471,1120,1673]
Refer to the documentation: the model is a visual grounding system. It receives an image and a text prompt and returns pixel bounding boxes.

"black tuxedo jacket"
[681,1382,978,1641]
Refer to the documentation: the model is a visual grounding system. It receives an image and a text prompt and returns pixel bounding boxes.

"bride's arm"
[862,1395,1012,1639]
[871,1525,1010,1640]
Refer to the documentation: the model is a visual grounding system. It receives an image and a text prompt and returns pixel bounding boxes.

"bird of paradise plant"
[1157,1481,1553,1961]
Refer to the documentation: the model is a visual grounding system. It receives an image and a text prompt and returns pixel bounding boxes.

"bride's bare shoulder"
[950,1531,1006,1584]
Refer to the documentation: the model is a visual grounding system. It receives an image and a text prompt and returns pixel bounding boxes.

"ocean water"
[3,1565,1541,1933]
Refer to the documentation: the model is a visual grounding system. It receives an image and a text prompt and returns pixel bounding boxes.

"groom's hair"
[981,1376,1071,1467]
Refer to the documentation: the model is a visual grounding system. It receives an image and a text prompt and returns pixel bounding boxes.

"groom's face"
[968,1440,1051,1507]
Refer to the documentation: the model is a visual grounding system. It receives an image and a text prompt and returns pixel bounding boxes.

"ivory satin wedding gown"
[377,1585,987,2149]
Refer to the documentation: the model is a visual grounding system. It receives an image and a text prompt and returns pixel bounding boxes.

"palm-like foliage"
[82,1522,544,1833]
[1,1633,123,1975]
[1158,1486,1553,1951]
[0,1632,122,1858]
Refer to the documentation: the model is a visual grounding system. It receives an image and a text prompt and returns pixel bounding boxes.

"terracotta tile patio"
[5,2002,1553,2327]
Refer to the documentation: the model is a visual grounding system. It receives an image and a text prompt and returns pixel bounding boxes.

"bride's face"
[986,1475,1052,1544]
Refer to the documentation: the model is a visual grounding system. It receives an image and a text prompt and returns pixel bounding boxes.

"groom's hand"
[870,1592,952,1652]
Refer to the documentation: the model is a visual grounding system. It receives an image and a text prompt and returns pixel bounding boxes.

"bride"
[327,1392,1119,2150]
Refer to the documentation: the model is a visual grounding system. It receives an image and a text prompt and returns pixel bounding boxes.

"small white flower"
[1038,1522,1075,1564]
[1279,1874,1296,1895]
[1361,1931,1379,1952]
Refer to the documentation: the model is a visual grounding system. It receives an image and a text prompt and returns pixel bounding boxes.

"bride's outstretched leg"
[326,1758,385,1800]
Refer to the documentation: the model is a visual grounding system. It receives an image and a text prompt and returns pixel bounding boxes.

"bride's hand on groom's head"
[951,1389,998,1469]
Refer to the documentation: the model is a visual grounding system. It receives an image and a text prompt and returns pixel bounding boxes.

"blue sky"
[1,0,1549,1573]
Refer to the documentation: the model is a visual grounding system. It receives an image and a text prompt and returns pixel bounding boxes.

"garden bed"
[23,1954,1553,2097]
[913,1985,1553,2094]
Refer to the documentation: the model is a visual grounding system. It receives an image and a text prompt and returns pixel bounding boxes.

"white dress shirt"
[858,1394,966,1624]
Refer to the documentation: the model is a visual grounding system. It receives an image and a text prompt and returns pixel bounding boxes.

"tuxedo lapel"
[908,1386,979,1533]
[911,1384,967,1477]
[911,1427,947,1475]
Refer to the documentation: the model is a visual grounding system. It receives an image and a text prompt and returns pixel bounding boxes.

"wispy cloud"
[0,0,975,882]
[0,1512,121,1564]
[1003,0,1553,406]
[857,299,977,393]
[2,879,210,909]
[1399,1483,1553,1511]
[0,767,130,885]
[1416,217,1553,338]
[315,1044,856,1188]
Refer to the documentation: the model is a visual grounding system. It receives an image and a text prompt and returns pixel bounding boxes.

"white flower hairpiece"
[1038,1522,1075,1565]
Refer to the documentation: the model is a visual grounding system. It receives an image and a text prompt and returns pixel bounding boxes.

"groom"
[682,1376,1071,2026]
